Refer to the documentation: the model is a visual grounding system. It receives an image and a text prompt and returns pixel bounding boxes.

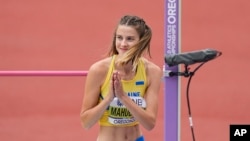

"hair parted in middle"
[108,15,152,71]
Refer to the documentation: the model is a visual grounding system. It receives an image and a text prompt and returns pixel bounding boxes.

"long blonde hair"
[107,15,152,71]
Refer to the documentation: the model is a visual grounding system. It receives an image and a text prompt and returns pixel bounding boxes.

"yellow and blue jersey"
[99,55,147,126]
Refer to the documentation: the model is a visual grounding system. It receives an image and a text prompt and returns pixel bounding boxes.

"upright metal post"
[164,0,181,141]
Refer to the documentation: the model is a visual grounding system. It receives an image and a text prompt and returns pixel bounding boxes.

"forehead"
[116,25,139,37]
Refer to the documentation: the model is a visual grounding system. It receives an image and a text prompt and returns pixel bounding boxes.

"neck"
[115,63,136,80]
[115,61,134,74]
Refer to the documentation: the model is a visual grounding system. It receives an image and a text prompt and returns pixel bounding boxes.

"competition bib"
[108,97,146,125]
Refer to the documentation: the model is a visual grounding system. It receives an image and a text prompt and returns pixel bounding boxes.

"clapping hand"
[112,71,125,98]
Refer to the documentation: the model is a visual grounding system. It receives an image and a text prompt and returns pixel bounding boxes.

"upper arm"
[80,62,107,114]
[144,63,162,117]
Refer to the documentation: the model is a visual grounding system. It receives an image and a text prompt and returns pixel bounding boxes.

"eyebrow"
[116,34,136,38]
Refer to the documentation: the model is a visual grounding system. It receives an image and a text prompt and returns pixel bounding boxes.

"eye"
[116,35,122,40]
[126,37,134,41]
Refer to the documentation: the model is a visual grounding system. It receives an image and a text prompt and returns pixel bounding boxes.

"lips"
[119,48,128,51]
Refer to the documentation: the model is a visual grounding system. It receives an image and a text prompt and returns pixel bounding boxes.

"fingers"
[113,71,120,87]
[112,71,122,96]
[111,71,118,97]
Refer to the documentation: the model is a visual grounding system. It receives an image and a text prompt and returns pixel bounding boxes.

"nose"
[121,39,128,47]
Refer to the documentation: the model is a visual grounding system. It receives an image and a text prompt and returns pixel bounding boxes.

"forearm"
[80,97,112,129]
[119,95,156,130]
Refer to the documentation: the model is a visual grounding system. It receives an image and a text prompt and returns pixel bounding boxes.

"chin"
[118,50,128,55]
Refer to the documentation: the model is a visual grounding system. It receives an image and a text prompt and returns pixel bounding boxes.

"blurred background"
[0,0,249,141]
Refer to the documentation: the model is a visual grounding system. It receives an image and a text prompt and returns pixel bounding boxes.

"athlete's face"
[115,25,140,55]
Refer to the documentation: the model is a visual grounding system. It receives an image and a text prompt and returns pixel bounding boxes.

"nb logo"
[117,99,123,107]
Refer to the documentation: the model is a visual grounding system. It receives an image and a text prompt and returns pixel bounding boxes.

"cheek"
[128,40,139,48]
[115,40,120,47]
[130,42,137,46]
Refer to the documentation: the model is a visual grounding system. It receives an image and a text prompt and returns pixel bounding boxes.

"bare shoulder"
[88,57,111,74]
[141,58,162,96]
[87,57,112,84]
[142,58,162,77]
